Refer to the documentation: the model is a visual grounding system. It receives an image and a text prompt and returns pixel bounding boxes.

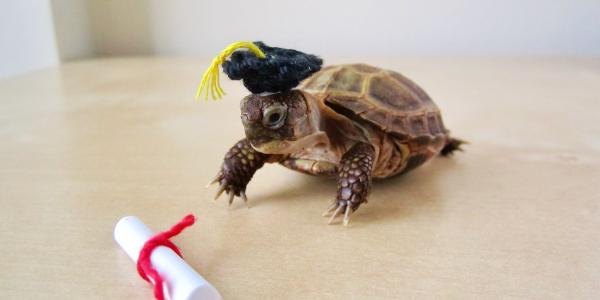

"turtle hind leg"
[440,137,467,156]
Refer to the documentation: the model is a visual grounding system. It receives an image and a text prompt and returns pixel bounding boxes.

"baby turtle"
[202,42,464,225]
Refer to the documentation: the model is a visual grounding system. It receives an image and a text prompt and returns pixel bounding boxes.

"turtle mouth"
[250,140,292,154]
[249,132,328,155]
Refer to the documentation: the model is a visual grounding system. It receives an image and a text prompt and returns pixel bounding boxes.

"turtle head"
[240,90,319,154]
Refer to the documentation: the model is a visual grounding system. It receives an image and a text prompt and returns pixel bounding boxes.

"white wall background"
[51,0,95,61]
[1,0,599,78]
[0,1,59,78]
[87,0,600,57]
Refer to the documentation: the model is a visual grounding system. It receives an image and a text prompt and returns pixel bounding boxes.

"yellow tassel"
[196,41,266,101]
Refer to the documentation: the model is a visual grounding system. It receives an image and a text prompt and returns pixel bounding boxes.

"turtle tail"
[440,137,467,156]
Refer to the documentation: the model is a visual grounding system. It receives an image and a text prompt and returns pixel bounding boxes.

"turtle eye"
[262,103,287,129]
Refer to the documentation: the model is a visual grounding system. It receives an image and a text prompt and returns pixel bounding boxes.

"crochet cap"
[196,41,322,100]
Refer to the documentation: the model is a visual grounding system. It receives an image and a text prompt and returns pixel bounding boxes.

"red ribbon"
[136,214,196,300]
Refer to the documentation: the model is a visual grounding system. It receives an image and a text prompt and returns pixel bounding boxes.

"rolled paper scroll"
[114,216,223,300]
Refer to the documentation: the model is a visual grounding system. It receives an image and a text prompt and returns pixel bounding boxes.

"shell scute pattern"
[328,67,363,94]
[368,75,422,111]
[301,64,447,139]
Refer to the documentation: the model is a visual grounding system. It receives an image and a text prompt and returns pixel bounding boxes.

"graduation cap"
[196,41,322,100]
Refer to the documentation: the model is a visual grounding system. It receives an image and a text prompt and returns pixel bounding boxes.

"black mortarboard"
[196,41,322,100]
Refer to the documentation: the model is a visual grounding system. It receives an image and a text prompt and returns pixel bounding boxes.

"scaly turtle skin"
[209,64,464,225]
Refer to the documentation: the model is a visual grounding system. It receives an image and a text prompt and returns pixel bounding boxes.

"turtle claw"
[206,173,221,187]
[240,191,250,208]
[343,205,352,226]
[209,172,250,207]
[227,191,235,207]
[327,205,345,225]
[214,184,226,200]
[325,201,357,226]
[322,202,338,217]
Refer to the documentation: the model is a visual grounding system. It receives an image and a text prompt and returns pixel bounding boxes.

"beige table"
[1,57,599,299]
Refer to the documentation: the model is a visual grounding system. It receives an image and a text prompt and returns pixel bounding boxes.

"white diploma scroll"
[114,216,223,300]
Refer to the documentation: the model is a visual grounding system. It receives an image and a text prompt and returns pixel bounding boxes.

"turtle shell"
[299,64,448,140]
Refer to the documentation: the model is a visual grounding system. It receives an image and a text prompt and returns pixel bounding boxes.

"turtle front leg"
[324,142,375,226]
[208,138,270,206]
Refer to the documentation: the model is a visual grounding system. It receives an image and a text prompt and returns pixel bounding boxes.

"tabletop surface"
[1,57,599,300]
